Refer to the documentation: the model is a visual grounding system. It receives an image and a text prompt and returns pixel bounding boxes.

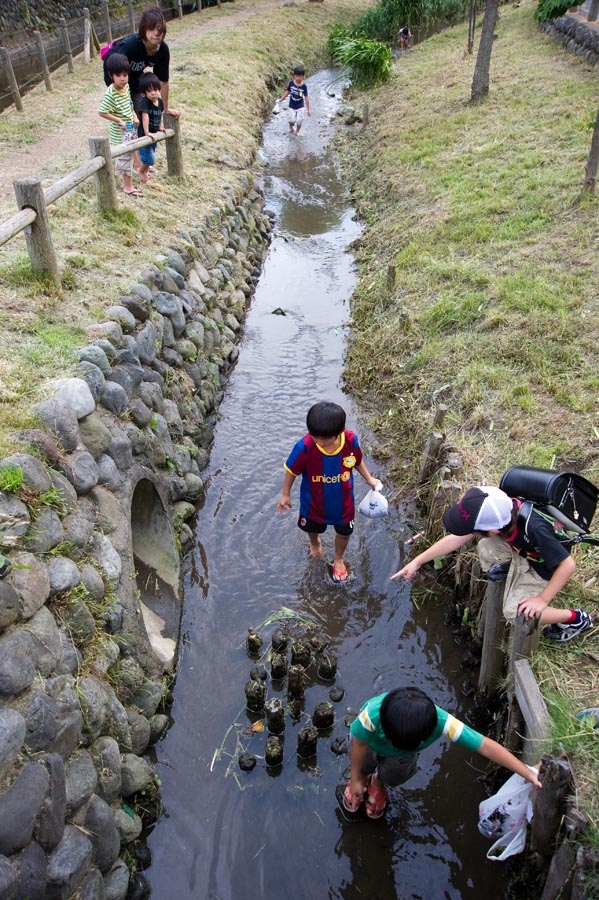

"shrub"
[535,0,572,21]
[330,36,393,85]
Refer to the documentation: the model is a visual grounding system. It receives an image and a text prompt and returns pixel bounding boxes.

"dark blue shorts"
[139,143,156,167]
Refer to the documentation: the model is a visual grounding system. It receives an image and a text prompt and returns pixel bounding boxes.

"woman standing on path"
[103,8,180,122]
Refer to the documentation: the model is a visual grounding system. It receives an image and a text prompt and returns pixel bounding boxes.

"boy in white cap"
[392,485,595,642]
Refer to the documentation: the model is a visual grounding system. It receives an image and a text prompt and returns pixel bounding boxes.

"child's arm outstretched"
[355,459,382,492]
[276,470,296,513]
[477,737,542,788]
[277,88,291,103]
[391,532,472,581]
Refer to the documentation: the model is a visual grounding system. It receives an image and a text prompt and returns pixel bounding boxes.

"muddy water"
[146,71,508,900]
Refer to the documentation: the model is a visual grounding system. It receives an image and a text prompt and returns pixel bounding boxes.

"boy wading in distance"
[98,53,141,197]
[276,402,381,583]
[277,65,311,135]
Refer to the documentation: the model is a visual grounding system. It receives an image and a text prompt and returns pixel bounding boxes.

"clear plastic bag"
[478,769,537,861]
[272,100,281,115]
[358,485,388,519]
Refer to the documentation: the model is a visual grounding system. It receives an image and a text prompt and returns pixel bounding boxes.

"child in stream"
[277,65,311,135]
[276,401,381,582]
[344,686,542,818]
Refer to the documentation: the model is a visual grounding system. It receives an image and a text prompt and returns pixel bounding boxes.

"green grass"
[0,464,24,493]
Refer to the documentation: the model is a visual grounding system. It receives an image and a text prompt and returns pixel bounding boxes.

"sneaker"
[485,562,510,582]
[542,610,595,643]
[576,707,599,728]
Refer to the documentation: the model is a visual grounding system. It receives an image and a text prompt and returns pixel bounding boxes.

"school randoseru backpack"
[499,465,599,549]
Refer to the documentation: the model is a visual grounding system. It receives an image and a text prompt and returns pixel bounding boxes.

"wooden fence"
[0,0,224,113]
[0,117,183,288]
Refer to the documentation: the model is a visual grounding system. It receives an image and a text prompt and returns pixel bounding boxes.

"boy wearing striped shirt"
[344,686,542,818]
[98,53,141,197]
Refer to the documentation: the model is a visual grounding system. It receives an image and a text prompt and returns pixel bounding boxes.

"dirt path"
[0,0,286,220]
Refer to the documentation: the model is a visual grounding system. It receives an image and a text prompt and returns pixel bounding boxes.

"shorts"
[297,515,354,537]
[477,536,549,622]
[139,142,156,167]
[288,106,305,126]
[359,743,418,787]
[114,145,133,176]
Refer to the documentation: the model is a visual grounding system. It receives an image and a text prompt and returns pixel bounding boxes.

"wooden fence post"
[127,0,135,32]
[417,431,444,486]
[164,114,184,177]
[33,31,53,92]
[531,755,573,857]
[58,18,74,74]
[589,0,599,21]
[102,0,113,43]
[362,103,369,126]
[84,9,92,64]
[386,264,395,292]
[0,47,23,112]
[177,0,183,19]
[88,136,118,212]
[510,611,540,672]
[478,580,505,693]
[13,178,60,289]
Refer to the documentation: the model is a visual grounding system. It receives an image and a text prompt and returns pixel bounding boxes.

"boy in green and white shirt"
[98,52,141,197]
[345,687,541,819]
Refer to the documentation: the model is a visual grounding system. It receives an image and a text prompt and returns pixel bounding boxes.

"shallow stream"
[145,70,508,900]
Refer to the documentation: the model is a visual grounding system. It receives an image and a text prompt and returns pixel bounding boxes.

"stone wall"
[0,172,272,900]
[540,12,599,64]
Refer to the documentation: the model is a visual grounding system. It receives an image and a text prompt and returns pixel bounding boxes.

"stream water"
[145,70,509,900]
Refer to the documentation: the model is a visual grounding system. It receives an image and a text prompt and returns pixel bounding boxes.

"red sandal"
[365,777,388,819]
[332,564,348,584]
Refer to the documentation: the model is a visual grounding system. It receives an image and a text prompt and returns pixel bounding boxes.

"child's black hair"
[380,687,437,751]
[140,72,161,93]
[293,65,305,75]
[306,402,346,438]
[107,53,130,77]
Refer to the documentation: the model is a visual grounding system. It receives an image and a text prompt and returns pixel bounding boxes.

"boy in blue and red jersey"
[276,402,381,582]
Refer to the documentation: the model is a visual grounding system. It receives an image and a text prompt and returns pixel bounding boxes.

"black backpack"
[499,465,599,550]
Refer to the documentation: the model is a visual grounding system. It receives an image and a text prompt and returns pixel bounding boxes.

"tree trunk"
[583,104,599,193]
[471,0,500,102]
[467,0,477,54]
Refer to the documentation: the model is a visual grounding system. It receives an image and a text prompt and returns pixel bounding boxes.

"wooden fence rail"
[0,117,183,288]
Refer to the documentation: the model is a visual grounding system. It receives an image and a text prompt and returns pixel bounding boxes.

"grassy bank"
[337,0,599,855]
[0,0,373,454]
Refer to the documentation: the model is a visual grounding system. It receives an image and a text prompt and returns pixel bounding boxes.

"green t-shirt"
[98,84,134,145]
[349,692,483,757]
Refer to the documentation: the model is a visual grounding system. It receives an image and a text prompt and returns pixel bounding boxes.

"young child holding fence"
[136,72,166,184]
[98,53,141,197]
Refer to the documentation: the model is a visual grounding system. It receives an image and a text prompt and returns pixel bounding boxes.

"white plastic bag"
[358,484,388,519]
[272,100,281,115]
[478,770,536,862]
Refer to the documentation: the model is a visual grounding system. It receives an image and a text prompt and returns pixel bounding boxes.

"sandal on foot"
[332,564,348,584]
[124,188,143,197]
[365,778,387,819]
[342,782,363,814]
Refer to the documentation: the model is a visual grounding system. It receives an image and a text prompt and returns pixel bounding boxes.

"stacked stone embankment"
[0,172,272,900]
[540,12,599,63]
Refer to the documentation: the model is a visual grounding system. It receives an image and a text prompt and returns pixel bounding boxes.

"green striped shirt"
[98,84,134,145]
[350,692,483,756]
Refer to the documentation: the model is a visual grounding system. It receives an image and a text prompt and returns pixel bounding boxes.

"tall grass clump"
[348,0,469,43]
[330,35,392,85]
[535,0,572,20]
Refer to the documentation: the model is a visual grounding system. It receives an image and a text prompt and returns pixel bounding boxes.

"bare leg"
[333,533,350,572]
[540,607,576,626]
[308,533,324,557]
